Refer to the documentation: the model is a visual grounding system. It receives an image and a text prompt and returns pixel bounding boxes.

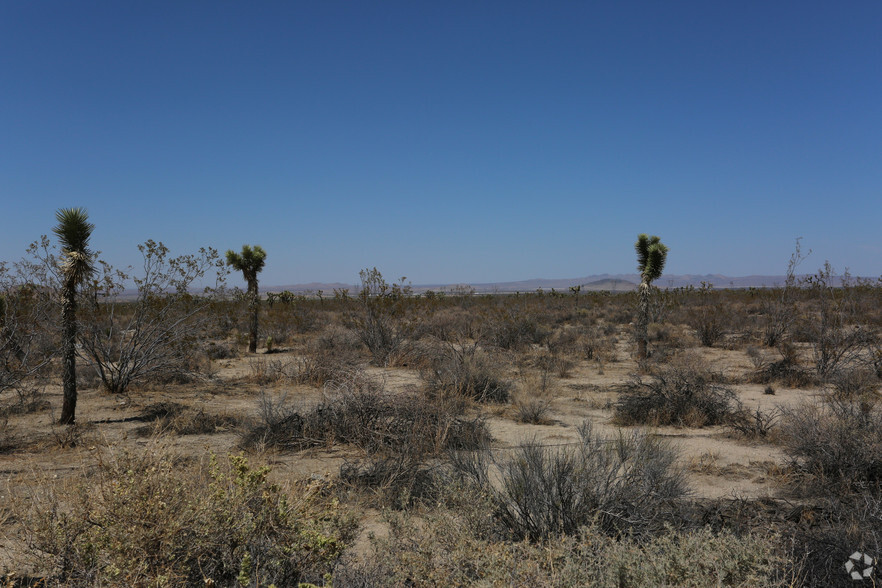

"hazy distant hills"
[263,274,800,295]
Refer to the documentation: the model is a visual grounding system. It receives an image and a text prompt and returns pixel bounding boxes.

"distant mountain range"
[263,274,810,295]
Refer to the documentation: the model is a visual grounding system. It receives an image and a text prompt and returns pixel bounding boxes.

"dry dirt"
[0,338,820,567]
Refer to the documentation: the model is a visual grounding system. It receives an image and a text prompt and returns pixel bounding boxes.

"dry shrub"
[453,421,687,541]
[748,343,815,388]
[133,402,241,437]
[728,406,781,440]
[202,339,238,360]
[246,357,288,385]
[780,400,882,494]
[241,372,490,456]
[486,311,549,350]
[828,367,880,401]
[242,373,490,507]
[11,446,356,586]
[422,344,510,403]
[512,369,555,424]
[615,357,741,427]
[336,500,782,588]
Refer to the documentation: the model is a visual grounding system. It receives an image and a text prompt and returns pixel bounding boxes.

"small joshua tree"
[54,208,95,424]
[635,234,668,361]
[226,245,266,353]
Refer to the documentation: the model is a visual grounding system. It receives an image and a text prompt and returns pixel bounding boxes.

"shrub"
[337,515,782,588]
[345,268,414,366]
[780,400,882,493]
[13,446,357,586]
[615,358,741,427]
[486,310,549,350]
[453,421,687,541]
[421,344,510,403]
[828,367,879,401]
[241,372,490,456]
[78,240,226,395]
[133,402,241,437]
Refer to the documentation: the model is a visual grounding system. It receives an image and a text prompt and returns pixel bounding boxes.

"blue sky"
[2,1,880,288]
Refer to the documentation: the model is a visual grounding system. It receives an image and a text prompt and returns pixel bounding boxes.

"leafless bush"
[0,262,56,414]
[485,309,549,350]
[247,357,288,384]
[615,357,742,427]
[453,421,687,541]
[685,283,728,347]
[78,241,227,394]
[800,264,878,380]
[345,268,414,366]
[203,339,238,360]
[729,406,781,439]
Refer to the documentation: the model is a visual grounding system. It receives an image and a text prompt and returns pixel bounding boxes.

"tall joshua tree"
[55,208,95,424]
[226,245,266,353]
[635,234,668,361]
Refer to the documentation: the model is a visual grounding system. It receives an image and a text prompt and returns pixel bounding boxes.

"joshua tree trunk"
[59,277,79,424]
[636,281,650,361]
[248,280,259,354]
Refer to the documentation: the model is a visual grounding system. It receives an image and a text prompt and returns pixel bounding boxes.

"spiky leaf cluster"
[635,234,668,284]
[226,245,267,284]
[53,207,95,285]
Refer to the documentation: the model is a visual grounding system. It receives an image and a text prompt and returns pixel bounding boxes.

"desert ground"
[2,279,881,586]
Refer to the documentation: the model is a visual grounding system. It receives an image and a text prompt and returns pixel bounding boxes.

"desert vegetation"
[2,224,882,586]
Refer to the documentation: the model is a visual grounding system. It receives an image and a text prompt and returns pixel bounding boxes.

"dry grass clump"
[615,356,741,427]
[451,421,687,541]
[10,445,357,586]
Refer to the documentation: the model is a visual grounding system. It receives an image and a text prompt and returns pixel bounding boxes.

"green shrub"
[14,446,356,586]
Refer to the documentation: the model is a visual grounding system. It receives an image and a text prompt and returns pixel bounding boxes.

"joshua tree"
[226,245,266,353]
[635,234,668,361]
[54,208,95,424]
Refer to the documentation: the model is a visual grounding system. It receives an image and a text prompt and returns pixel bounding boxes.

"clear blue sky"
[3,1,880,288]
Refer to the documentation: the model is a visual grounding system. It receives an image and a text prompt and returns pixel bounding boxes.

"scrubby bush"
[13,446,356,586]
[615,357,741,427]
[780,400,882,493]
[336,498,782,588]
[422,343,510,403]
[242,372,490,456]
[453,421,687,540]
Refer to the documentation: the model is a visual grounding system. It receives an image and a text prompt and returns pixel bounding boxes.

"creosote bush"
[615,356,741,427]
[14,445,356,586]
